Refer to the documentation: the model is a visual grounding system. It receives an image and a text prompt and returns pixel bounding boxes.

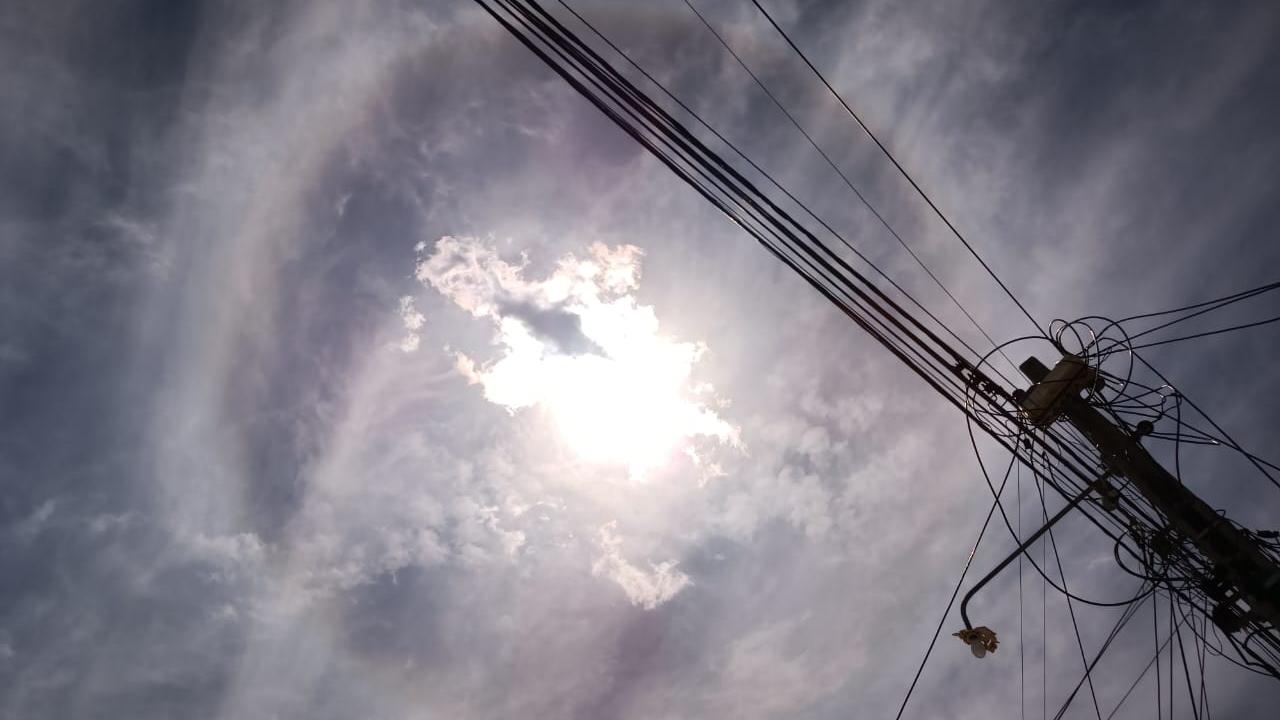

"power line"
[970,423,1149,607]
[1173,601,1202,720]
[1037,462,1105,720]
[1052,592,1152,720]
[681,0,1020,382]
[1127,314,1280,352]
[554,0,1021,390]
[480,0,988,415]
[473,5,1280,714]
[1018,461,1026,720]
[748,0,1045,336]
[1159,595,1166,720]
[1104,605,1188,720]
[1113,279,1280,327]
[1128,351,1280,490]
[1042,470,1048,720]
[487,2,1164,587]
[893,447,1020,720]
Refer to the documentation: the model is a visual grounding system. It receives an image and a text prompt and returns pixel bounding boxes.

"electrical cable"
[1113,279,1280,326]
[1038,464,1105,720]
[1041,468,1048,720]
[682,0,1022,384]
[893,449,1021,720]
[1169,591,1176,717]
[748,0,1045,336]
[554,0,1022,391]
[1173,601,1202,720]
[968,422,1153,607]
[1155,593,1164,720]
[489,1,1151,560]
[1052,590,1152,720]
[1128,351,1279,490]
[487,4,1156,581]
[485,0,994,420]
[1116,280,1280,346]
[1104,605,1188,720]
[1018,461,1026,720]
[1127,314,1280,352]
[472,7,1280,715]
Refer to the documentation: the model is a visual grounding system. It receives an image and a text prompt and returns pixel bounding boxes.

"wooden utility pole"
[1019,356,1280,634]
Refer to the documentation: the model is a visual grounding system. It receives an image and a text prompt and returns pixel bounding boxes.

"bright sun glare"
[476,307,732,478]
[418,237,738,479]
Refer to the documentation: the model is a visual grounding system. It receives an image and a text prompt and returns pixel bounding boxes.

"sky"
[3,0,1280,718]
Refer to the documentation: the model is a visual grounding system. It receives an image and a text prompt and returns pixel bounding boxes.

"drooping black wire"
[1042,469,1048,720]
[893,447,1022,720]
[968,421,1152,607]
[1061,312,1280,490]
[1169,592,1176,717]
[1037,461,1105,720]
[1173,601,1202,720]
[1127,314,1280,352]
[1113,279,1280,326]
[1116,280,1280,345]
[1018,461,1026,720]
[965,430,1158,715]
[965,339,1166,552]
[1173,595,1280,678]
[1199,609,1213,720]
[1155,593,1164,720]
[1171,389,1185,483]
[1103,605,1188,720]
[1128,351,1279,490]
[681,0,1022,384]
[748,0,1045,336]
[1052,589,1152,720]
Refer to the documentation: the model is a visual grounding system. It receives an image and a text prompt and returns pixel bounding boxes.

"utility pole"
[1018,355,1280,635]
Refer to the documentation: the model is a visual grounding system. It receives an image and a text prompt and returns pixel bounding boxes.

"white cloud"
[416,236,741,479]
[13,499,58,542]
[186,532,267,581]
[397,295,425,352]
[590,522,690,609]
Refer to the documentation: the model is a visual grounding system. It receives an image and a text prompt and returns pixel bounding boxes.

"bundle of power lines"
[473,0,1280,714]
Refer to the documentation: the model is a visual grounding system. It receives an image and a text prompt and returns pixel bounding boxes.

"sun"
[474,307,733,478]
[540,340,709,476]
[418,236,739,478]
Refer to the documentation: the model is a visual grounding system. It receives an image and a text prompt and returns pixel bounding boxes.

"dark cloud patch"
[497,298,605,356]
[0,509,251,718]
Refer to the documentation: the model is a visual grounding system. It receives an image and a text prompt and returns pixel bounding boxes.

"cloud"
[397,295,425,352]
[416,235,740,479]
[185,532,268,583]
[8,1,1280,718]
[12,499,58,542]
[494,298,603,356]
[591,521,690,609]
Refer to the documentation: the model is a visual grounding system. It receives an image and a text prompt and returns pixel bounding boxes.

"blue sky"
[3,1,1280,718]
